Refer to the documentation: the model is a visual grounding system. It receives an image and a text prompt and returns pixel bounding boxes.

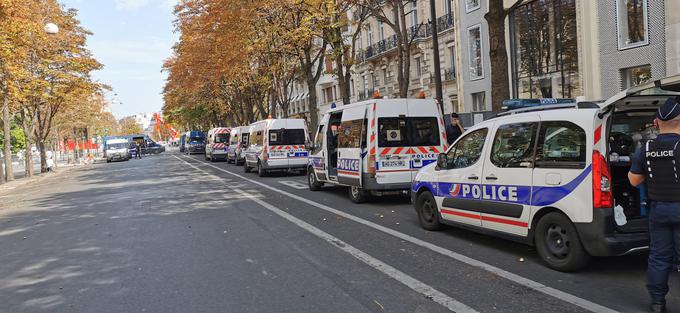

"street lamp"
[44,22,59,35]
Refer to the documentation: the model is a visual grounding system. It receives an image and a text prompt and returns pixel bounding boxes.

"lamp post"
[429,0,444,113]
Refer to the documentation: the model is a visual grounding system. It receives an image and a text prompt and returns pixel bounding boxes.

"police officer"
[446,113,465,145]
[629,96,680,313]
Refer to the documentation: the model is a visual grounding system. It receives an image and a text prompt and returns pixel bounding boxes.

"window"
[367,25,373,46]
[444,0,452,15]
[250,131,264,145]
[415,56,422,77]
[379,21,385,41]
[445,128,487,169]
[269,129,306,145]
[617,0,648,49]
[311,125,324,154]
[490,122,538,168]
[621,64,651,89]
[448,46,456,71]
[535,121,586,169]
[378,117,440,147]
[214,133,230,143]
[411,2,418,26]
[471,92,486,111]
[510,0,580,99]
[382,69,388,85]
[339,119,366,148]
[465,0,480,13]
[468,24,483,80]
[408,117,440,147]
[358,31,363,50]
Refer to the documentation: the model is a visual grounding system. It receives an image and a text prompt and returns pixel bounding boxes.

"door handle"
[467,175,479,180]
[485,176,498,181]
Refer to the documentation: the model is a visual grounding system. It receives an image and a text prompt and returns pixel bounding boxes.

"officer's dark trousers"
[648,202,680,303]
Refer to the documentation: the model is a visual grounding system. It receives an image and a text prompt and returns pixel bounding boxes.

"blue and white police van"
[307,99,447,203]
[412,76,680,271]
[243,118,310,176]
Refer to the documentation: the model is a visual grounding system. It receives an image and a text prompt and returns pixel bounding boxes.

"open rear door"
[337,105,367,186]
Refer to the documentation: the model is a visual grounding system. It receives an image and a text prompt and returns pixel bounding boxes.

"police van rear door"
[479,116,539,236]
[337,105,367,187]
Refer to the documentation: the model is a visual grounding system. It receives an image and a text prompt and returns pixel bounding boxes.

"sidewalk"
[0,162,80,195]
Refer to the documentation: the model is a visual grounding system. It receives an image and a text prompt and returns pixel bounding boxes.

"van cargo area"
[609,108,658,233]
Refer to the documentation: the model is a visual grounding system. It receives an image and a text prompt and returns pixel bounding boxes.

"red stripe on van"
[393,147,404,155]
[380,148,391,155]
[440,209,528,227]
[418,147,429,154]
[594,125,602,145]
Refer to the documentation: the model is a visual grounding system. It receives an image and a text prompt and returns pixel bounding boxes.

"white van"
[226,126,249,165]
[412,76,680,271]
[307,99,447,203]
[205,127,231,161]
[243,119,309,176]
[104,138,131,163]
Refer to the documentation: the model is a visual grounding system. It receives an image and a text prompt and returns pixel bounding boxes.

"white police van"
[226,126,249,165]
[413,76,680,271]
[243,118,309,177]
[205,127,231,162]
[308,99,447,203]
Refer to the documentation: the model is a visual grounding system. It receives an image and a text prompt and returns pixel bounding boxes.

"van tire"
[348,186,368,203]
[535,212,590,272]
[244,161,251,173]
[416,191,444,231]
[257,161,267,177]
[308,168,323,191]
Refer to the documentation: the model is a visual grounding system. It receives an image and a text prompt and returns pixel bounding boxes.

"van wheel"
[416,191,444,231]
[535,213,590,272]
[257,161,267,177]
[308,168,323,191]
[244,161,251,173]
[348,186,368,203]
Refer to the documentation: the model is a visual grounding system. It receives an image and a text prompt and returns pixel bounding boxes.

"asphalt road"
[0,152,677,313]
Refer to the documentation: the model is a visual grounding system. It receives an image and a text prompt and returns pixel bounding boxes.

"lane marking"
[278,180,308,190]
[175,156,476,313]
[180,155,618,313]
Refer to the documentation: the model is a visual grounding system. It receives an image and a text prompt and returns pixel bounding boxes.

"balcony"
[444,67,456,81]
[437,12,454,32]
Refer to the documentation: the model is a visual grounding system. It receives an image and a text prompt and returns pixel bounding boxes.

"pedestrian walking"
[629,96,680,313]
[445,113,465,145]
[135,142,142,159]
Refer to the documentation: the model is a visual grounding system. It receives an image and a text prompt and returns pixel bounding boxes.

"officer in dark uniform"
[629,96,680,313]
[445,113,465,145]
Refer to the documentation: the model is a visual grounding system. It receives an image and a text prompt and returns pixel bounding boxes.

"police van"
[226,126,249,165]
[243,119,309,176]
[412,76,680,271]
[307,99,447,203]
[205,127,231,161]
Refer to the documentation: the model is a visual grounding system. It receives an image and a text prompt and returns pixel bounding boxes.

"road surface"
[0,153,676,312]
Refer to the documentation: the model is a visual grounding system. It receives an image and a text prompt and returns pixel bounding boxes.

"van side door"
[436,127,491,227]
[310,115,329,182]
[480,116,539,236]
[337,106,367,187]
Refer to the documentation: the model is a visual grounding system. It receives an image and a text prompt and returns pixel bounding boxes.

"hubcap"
[351,186,359,198]
[546,224,570,258]
[309,172,315,185]
[421,199,435,223]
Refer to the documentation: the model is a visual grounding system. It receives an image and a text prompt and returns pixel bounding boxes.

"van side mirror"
[436,153,448,170]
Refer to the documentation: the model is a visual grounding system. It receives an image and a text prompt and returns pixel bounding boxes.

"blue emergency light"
[501,98,575,111]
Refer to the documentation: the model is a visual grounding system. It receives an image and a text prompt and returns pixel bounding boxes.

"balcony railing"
[358,90,368,101]
[437,12,454,32]
[444,67,456,81]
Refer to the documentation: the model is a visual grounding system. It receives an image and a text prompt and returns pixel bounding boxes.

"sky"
[60,0,179,119]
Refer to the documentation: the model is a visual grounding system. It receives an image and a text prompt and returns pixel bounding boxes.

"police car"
[243,118,310,177]
[412,75,680,271]
[307,99,446,203]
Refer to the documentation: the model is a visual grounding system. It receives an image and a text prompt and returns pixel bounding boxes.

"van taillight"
[368,154,376,177]
[592,150,613,208]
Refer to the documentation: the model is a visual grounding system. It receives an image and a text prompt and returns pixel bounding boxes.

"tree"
[118,117,143,135]
[485,0,525,111]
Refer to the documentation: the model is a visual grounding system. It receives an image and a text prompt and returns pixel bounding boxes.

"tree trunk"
[307,76,319,133]
[486,0,514,112]
[38,139,47,173]
[20,110,33,178]
[2,101,13,181]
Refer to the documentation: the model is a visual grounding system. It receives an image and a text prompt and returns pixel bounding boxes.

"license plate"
[381,160,406,168]
[269,152,285,158]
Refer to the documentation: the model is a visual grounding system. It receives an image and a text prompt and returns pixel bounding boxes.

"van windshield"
[214,133,230,143]
[378,117,440,147]
[269,129,306,145]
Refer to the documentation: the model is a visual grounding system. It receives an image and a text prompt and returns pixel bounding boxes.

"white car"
[307,99,447,203]
[412,75,680,271]
[243,119,309,177]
